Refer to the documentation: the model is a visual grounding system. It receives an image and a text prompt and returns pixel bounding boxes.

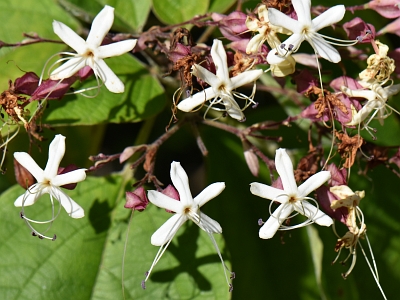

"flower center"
[288,195,297,203]
[82,49,96,60]
[183,206,192,214]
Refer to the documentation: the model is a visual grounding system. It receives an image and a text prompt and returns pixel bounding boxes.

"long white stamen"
[19,184,62,240]
[143,215,184,288]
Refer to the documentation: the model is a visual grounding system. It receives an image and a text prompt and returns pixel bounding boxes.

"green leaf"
[92,203,231,299]
[209,0,236,13]
[0,175,231,299]
[152,0,209,25]
[0,0,79,91]
[306,225,328,300]
[0,176,122,300]
[58,0,151,33]
[43,54,166,125]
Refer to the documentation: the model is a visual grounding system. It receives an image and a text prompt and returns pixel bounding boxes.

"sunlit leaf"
[152,0,209,25]
[42,54,166,125]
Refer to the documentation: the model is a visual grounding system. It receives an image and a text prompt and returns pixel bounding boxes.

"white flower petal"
[52,21,87,54]
[151,214,187,246]
[97,39,137,59]
[44,135,66,179]
[259,204,293,239]
[386,84,400,97]
[198,212,222,234]
[346,103,375,125]
[177,87,216,112]
[51,169,87,186]
[50,57,86,80]
[275,149,298,194]
[95,59,125,93]
[279,33,304,54]
[266,48,287,65]
[86,5,114,47]
[14,152,44,182]
[312,5,345,32]
[194,182,225,208]
[211,39,230,81]
[268,8,300,33]
[294,200,333,226]
[147,190,183,213]
[220,94,245,121]
[292,0,312,26]
[298,171,331,197]
[14,184,47,207]
[250,182,289,203]
[310,37,341,63]
[230,69,263,90]
[170,162,193,206]
[50,187,84,218]
[246,34,265,54]
[191,64,220,87]
[342,86,376,101]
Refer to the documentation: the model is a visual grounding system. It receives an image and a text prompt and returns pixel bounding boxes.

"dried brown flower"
[336,132,363,168]
[305,86,348,119]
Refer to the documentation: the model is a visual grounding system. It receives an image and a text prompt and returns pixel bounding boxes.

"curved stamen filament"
[142,215,185,288]
[19,185,62,240]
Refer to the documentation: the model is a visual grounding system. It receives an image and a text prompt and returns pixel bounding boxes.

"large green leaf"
[152,0,209,25]
[42,54,166,125]
[0,0,79,91]
[0,175,231,299]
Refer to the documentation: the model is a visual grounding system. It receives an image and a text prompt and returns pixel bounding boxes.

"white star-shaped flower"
[14,135,86,220]
[143,161,233,290]
[250,148,333,239]
[342,81,400,126]
[177,39,263,122]
[245,5,291,55]
[50,5,137,93]
[266,0,346,65]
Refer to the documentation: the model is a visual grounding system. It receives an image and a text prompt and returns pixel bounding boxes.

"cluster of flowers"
[3,1,400,298]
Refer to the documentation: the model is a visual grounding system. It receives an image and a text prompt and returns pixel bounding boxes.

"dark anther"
[186,90,191,98]
[141,280,146,290]
[230,272,236,279]
[252,102,259,109]
[31,232,37,236]
[222,112,228,117]
[274,51,278,55]
[365,29,372,35]
[229,284,233,292]
[239,117,246,123]
[20,212,25,219]
[144,271,149,276]
[258,218,264,226]
[356,36,363,42]
[38,235,44,239]
[280,43,286,49]
[288,44,294,51]
[52,234,57,241]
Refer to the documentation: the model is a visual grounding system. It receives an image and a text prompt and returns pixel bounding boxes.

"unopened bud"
[125,187,149,212]
[242,140,259,177]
